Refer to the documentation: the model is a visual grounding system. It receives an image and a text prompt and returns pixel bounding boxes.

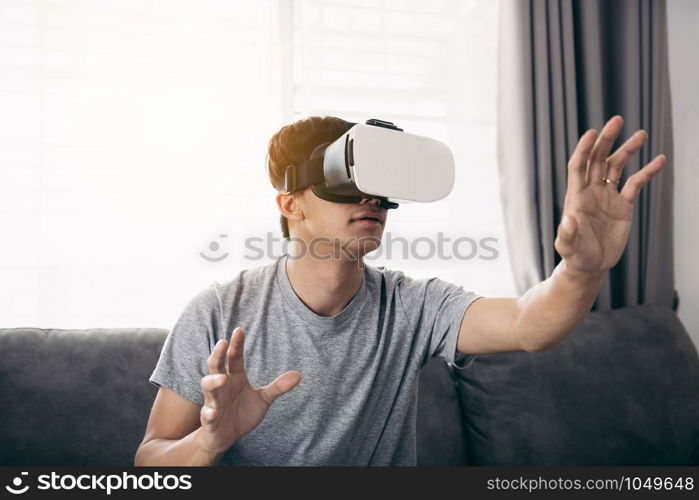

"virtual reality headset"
[276,118,455,209]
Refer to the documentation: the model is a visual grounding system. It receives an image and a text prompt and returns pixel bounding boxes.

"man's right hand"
[197,327,301,454]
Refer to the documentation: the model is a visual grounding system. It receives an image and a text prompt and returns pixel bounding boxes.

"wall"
[667,0,699,348]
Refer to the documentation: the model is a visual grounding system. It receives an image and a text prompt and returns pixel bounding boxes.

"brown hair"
[265,115,356,239]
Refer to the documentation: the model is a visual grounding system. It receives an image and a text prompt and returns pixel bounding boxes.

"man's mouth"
[350,208,386,226]
[352,216,383,223]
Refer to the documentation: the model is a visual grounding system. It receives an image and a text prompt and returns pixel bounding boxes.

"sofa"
[1,303,698,466]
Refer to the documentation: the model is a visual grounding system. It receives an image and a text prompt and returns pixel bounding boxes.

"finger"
[567,129,597,193]
[620,154,667,203]
[554,214,579,258]
[201,373,228,413]
[207,338,228,375]
[604,129,648,183]
[587,115,624,186]
[257,370,302,406]
[227,327,246,375]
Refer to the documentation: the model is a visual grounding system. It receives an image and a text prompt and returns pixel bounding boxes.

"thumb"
[555,214,579,257]
[258,370,302,405]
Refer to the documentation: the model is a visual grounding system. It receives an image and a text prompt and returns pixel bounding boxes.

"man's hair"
[265,115,356,239]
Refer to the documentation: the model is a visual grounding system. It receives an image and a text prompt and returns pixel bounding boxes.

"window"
[0,0,515,329]
[291,0,515,294]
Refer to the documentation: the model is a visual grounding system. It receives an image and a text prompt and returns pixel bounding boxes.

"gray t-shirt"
[148,254,482,466]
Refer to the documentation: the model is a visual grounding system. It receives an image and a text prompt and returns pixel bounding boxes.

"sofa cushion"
[416,357,467,465]
[452,304,699,465]
[0,328,167,466]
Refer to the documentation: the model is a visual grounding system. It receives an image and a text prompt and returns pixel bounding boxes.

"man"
[134,115,665,466]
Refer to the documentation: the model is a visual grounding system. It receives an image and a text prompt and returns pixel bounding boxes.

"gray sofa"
[1,303,698,466]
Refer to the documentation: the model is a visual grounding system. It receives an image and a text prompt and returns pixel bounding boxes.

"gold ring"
[602,177,619,185]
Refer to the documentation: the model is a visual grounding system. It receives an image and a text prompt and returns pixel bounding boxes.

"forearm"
[134,427,226,466]
[515,259,605,351]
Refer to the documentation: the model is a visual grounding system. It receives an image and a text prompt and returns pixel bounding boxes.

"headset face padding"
[308,142,398,208]
[307,142,360,203]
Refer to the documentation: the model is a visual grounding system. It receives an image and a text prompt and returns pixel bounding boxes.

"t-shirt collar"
[275,254,368,328]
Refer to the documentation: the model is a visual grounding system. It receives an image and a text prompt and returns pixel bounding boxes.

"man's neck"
[285,253,364,318]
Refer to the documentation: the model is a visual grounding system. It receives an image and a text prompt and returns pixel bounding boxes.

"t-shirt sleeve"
[148,284,222,407]
[396,273,483,370]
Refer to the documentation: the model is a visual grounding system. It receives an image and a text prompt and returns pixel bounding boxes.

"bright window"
[0,0,515,329]
[291,0,515,296]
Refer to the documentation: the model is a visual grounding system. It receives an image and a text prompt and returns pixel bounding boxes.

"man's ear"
[275,191,305,223]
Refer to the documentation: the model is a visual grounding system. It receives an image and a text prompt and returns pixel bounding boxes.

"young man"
[134,115,665,466]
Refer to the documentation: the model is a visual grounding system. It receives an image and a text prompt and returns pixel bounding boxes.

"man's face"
[291,188,388,260]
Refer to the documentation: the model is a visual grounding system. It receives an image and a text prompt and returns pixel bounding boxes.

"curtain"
[496,0,676,310]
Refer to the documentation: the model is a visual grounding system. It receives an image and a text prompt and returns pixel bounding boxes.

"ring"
[602,177,619,185]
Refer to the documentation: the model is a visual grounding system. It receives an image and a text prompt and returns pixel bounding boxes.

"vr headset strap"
[279,157,325,193]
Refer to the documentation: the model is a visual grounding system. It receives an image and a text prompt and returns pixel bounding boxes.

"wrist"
[557,259,606,284]
[192,427,226,465]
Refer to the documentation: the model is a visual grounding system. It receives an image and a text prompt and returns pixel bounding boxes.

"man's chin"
[357,240,381,257]
[332,234,382,260]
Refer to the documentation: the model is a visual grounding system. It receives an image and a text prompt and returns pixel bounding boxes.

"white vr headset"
[276,118,455,209]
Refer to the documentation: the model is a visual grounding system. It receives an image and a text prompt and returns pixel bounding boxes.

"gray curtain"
[496,0,676,311]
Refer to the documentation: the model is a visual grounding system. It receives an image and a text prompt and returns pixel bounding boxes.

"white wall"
[667,0,699,349]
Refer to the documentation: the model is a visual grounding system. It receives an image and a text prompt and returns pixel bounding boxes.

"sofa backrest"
[0,328,168,466]
[0,327,462,465]
[452,304,699,465]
